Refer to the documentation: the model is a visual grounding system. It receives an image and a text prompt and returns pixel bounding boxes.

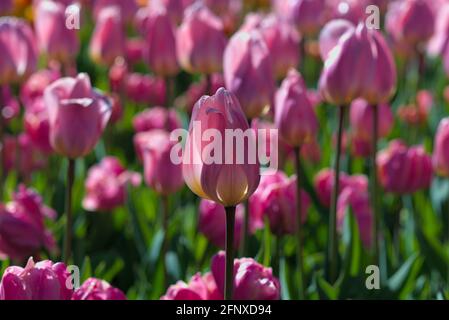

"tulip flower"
[223,30,275,119]
[176,3,227,75]
[44,73,111,263]
[24,99,53,154]
[211,251,280,300]
[433,118,449,177]
[34,1,79,65]
[133,107,181,133]
[183,87,260,299]
[162,272,221,300]
[0,0,11,15]
[83,157,141,212]
[318,19,355,62]
[89,6,125,66]
[72,278,126,300]
[0,257,72,300]
[183,73,224,114]
[327,0,366,24]
[0,185,56,261]
[203,0,242,35]
[20,69,61,110]
[93,0,138,23]
[125,38,144,66]
[124,73,166,106]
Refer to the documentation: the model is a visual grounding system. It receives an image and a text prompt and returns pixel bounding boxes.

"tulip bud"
[24,99,53,154]
[0,257,72,300]
[89,6,125,66]
[161,272,220,300]
[44,73,112,159]
[133,107,182,133]
[433,118,449,177]
[34,1,79,64]
[93,0,137,23]
[138,6,179,76]
[182,87,260,207]
[142,129,184,195]
[20,69,61,109]
[319,19,355,61]
[223,30,275,119]
[275,69,318,147]
[72,278,126,300]
[275,0,326,36]
[176,3,227,74]
[211,251,280,300]
[327,0,365,24]
[0,17,37,84]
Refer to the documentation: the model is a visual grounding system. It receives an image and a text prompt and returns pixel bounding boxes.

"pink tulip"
[44,73,112,159]
[150,0,193,25]
[250,172,310,236]
[20,69,61,109]
[162,272,221,300]
[89,6,125,66]
[93,0,138,23]
[109,58,128,93]
[427,3,449,57]
[133,107,182,133]
[176,3,227,74]
[183,73,224,114]
[34,1,79,64]
[433,118,449,177]
[377,140,433,194]
[223,30,275,119]
[72,278,126,300]
[0,257,72,300]
[211,251,280,300]
[182,87,260,207]
[397,90,433,126]
[0,0,12,15]
[275,69,318,147]
[83,157,141,212]
[0,86,20,123]
[203,0,242,35]
[0,185,56,261]
[337,187,373,247]
[275,0,326,36]
[142,129,184,195]
[319,19,355,61]
[24,99,53,154]
[125,38,144,66]
[125,73,166,105]
[138,5,179,77]
[327,0,365,24]
[0,17,38,84]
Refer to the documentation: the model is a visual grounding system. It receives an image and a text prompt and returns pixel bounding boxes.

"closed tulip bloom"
[161,272,221,300]
[182,88,260,207]
[142,129,184,195]
[223,30,275,119]
[20,69,60,110]
[34,1,79,64]
[0,186,56,261]
[276,0,326,36]
[72,278,126,300]
[24,99,53,154]
[319,19,355,61]
[133,107,182,133]
[138,5,179,76]
[203,0,242,35]
[211,251,280,300]
[0,17,38,84]
[337,187,373,247]
[199,200,248,249]
[125,38,144,66]
[89,6,125,66]
[427,3,449,57]
[125,73,167,105]
[433,118,449,177]
[0,257,72,300]
[176,3,227,74]
[0,86,20,123]
[183,73,225,114]
[44,73,112,159]
[386,0,435,47]
[275,69,318,147]
[377,140,432,194]
[83,157,141,212]
[150,0,192,25]
[327,0,366,24]
[93,0,137,23]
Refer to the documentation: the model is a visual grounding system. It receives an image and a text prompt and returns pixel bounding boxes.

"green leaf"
[388,253,423,299]
[316,274,339,300]
[342,209,362,278]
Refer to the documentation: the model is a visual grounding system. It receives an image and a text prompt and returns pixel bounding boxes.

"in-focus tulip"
[72,278,126,300]
[161,272,221,300]
[0,17,38,84]
[0,257,72,300]
[133,107,182,133]
[250,172,310,236]
[433,118,449,177]
[142,129,184,195]
[138,5,179,76]
[275,69,318,147]
[377,140,432,194]
[176,3,227,74]
[0,185,56,261]
[211,251,280,300]
[44,73,112,159]
[223,30,275,119]
[34,1,79,64]
[83,157,141,212]
[276,0,326,36]
[89,6,125,65]
[182,87,260,207]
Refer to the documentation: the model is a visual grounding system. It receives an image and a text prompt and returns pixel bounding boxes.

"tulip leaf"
[387,253,423,299]
[342,208,362,278]
[316,274,339,300]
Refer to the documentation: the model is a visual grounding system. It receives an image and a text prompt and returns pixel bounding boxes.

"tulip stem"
[370,104,380,264]
[64,158,75,264]
[224,206,236,300]
[205,74,212,96]
[239,199,250,257]
[327,106,346,283]
[161,194,170,289]
[294,146,306,299]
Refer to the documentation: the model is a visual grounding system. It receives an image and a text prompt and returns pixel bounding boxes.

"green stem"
[64,158,75,264]
[327,106,346,283]
[294,146,306,299]
[272,235,282,278]
[161,194,170,289]
[370,104,379,264]
[239,199,250,257]
[224,206,236,300]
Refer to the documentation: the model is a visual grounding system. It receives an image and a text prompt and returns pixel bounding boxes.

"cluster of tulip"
[0,0,449,301]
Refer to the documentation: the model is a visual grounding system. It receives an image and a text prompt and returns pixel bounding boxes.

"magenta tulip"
[275,0,326,36]
[184,73,224,114]
[93,0,137,23]
[433,118,449,177]
[72,278,126,300]
[319,19,355,61]
[161,272,221,300]
[125,73,167,105]
[133,107,182,133]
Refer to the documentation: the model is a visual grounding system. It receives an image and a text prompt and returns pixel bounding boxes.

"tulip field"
[1,0,449,302]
